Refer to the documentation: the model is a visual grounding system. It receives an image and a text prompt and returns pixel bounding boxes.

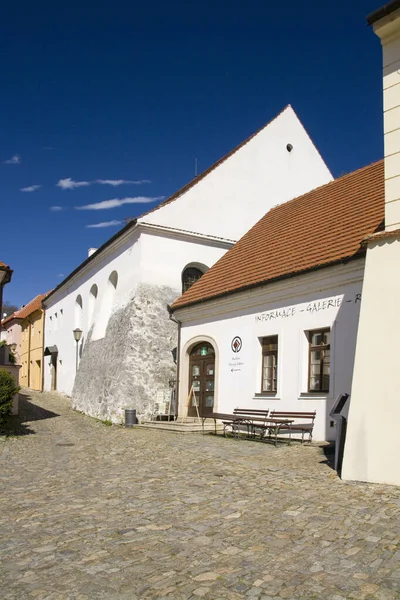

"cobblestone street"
[0,390,399,600]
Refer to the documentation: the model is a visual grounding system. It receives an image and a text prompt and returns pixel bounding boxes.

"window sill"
[299,392,330,400]
[253,393,280,400]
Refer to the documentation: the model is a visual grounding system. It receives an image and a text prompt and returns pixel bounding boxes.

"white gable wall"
[140,107,333,240]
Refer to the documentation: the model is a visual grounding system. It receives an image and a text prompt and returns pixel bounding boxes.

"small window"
[261,336,278,393]
[182,267,204,293]
[308,328,330,392]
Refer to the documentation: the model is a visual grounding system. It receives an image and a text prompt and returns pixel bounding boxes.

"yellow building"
[19,293,49,391]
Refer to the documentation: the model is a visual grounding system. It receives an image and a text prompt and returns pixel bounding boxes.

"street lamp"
[73,328,82,372]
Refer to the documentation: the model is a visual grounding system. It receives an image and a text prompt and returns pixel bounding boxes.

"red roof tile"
[15,291,52,320]
[172,160,385,310]
[1,311,21,327]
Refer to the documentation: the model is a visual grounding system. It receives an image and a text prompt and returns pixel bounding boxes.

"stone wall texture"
[71,284,178,423]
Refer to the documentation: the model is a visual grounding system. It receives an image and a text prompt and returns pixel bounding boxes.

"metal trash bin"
[329,393,350,476]
[125,409,137,428]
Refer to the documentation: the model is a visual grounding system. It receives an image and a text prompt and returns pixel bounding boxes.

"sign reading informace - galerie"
[255,293,362,323]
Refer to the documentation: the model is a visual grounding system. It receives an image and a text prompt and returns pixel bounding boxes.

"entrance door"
[188,343,215,416]
[51,353,58,391]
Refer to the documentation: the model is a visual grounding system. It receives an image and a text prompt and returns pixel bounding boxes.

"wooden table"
[200,412,294,445]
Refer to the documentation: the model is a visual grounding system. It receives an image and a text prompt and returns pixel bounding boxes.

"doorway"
[188,342,215,417]
[50,352,58,391]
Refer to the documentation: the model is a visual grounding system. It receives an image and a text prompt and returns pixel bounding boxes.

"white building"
[43,105,333,423]
[171,161,384,442]
[342,0,400,486]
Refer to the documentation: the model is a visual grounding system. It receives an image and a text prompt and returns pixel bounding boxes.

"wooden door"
[188,343,215,416]
[51,353,58,391]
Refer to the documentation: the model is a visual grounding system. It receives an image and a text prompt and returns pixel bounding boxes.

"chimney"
[370,2,400,231]
[88,248,98,258]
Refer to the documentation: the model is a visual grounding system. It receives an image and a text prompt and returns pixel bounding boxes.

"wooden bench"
[266,410,317,444]
[222,408,270,438]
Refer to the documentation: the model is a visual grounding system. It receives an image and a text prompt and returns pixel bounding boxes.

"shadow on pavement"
[319,442,335,470]
[0,393,60,436]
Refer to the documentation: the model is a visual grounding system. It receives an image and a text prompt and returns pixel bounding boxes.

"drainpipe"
[27,317,32,389]
[167,305,181,419]
[41,309,45,392]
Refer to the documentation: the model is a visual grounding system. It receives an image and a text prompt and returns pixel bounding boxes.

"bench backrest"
[270,410,316,422]
[233,408,269,418]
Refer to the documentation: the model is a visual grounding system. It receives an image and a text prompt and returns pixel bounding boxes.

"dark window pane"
[182,267,204,293]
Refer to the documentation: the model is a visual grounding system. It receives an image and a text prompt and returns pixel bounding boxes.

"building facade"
[43,105,333,423]
[19,294,48,391]
[171,162,384,442]
[342,0,400,486]
[1,312,22,363]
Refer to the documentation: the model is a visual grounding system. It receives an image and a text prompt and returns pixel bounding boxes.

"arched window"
[91,271,118,341]
[88,284,98,326]
[190,342,215,357]
[75,294,83,328]
[182,264,208,293]
[109,271,118,290]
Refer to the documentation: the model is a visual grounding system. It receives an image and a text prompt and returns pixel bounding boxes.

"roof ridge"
[137,105,294,221]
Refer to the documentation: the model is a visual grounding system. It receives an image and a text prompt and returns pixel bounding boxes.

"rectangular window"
[261,335,278,393]
[308,328,330,392]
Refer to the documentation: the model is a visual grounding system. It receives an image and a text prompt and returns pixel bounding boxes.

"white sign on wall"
[229,336,244,373]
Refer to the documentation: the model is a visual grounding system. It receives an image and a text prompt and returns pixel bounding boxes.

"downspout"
[0,283,3,327]
[167,305,181,419]
[41,309,45,392]
[27,317,32,389]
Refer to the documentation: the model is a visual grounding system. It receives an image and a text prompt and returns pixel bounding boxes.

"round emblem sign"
[231,336,242,353]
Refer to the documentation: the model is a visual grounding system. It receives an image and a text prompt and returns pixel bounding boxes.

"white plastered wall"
[175,262,364,442]
[342,7,400,486]
[140,106,333,241]
[43,227,231,396]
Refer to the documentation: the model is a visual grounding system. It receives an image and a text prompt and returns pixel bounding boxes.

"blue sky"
[1,0,383,307]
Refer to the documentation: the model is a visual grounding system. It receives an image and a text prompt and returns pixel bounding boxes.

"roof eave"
[44,219,138,304]
[171,252,366,313]
[367,0,400,26]
[0,266,13,285]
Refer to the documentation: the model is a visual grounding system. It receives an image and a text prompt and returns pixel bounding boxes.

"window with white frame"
[261,335,278,393]
[307,328,330,392]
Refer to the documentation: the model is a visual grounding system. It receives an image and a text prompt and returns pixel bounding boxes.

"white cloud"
[57,178,91,190]
[57,273,64,278]
[86,220,123,228]
[76,196,164,210]
[96,179,151,186]
[50,206,64,212]
[4,155,20,165]
[20,185,41,192]
[57,177,151,190]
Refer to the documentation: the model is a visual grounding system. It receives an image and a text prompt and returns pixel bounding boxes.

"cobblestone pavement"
[1,390,400,600]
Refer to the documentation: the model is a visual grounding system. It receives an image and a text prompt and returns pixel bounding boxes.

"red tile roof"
[172,160,385,310]
[0,261,10,269]
[1,311,21,327]
[5,291,52,322]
